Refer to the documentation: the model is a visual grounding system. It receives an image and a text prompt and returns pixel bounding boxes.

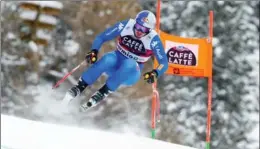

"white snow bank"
[19,10,37,20]
[1,114,197,149]
[19,10,58,25]
[39,14,58,25]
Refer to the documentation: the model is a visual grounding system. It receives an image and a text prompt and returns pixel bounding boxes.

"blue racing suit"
[81,19,168,91]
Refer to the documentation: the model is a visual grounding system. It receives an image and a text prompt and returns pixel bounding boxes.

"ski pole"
[52,61,85,89]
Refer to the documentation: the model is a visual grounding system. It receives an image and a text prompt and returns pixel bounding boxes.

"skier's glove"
[143,70,158,84]
[85,50,98,64]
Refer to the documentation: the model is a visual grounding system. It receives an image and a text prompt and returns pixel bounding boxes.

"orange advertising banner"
[154,31,213,78]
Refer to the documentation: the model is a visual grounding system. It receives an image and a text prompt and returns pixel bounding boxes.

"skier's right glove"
[85,50,98,64]
[143,69,158,84]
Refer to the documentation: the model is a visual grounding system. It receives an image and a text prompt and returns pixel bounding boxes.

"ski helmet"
[135,10,156,30]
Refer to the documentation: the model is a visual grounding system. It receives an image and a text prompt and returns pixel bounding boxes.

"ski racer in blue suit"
[63,10,168,111]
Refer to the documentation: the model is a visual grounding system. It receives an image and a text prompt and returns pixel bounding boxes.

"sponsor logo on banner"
[165,41,199,66]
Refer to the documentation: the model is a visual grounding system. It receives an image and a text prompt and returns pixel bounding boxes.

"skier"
[62,10,168,111]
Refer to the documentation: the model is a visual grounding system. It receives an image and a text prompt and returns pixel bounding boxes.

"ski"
[79,86,111,112]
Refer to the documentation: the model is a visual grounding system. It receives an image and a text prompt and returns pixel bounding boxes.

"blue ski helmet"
[135,10,156,30]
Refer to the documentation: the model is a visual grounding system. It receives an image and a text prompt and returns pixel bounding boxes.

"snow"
[106,9,112,15]
[5,32,16,40]
[39,14,57,25]
[2,52,18,60]
[167,103,176,111]
[214,46,223,58]
[99,11,105,17]
[187,1,204,9]
[48,70,64,78]
[63,40,80,56]
[1,57,27,66]
[242,5,254,15]
[248,113,259,149]
[225,5,237,14]
[85,29,94,35]
[19,10,37,20]
[246,49,259,149]
[19,11,58,25]
[20,1,63,10]
[28,41,38,52]
[1,114,198,149]
[26,72,39,84]
[36,29,52,41]
[217,1,225,5]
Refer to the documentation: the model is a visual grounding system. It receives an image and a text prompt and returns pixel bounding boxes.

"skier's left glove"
[143,70,158,84]
[85,49,98,64]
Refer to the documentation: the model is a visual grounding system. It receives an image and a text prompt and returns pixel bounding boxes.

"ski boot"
[80,84,112,112]
[62,77,88,105]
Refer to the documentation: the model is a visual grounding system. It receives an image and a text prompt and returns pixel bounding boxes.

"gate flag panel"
[154,31,212,78]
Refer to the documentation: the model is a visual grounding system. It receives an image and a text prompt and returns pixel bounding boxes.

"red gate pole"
[206,10,213,149]
[151,0,161,139]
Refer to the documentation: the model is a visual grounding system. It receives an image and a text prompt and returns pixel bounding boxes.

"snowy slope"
[1,115,197,149]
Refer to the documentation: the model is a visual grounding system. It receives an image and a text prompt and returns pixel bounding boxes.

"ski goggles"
[134,23,150,34]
